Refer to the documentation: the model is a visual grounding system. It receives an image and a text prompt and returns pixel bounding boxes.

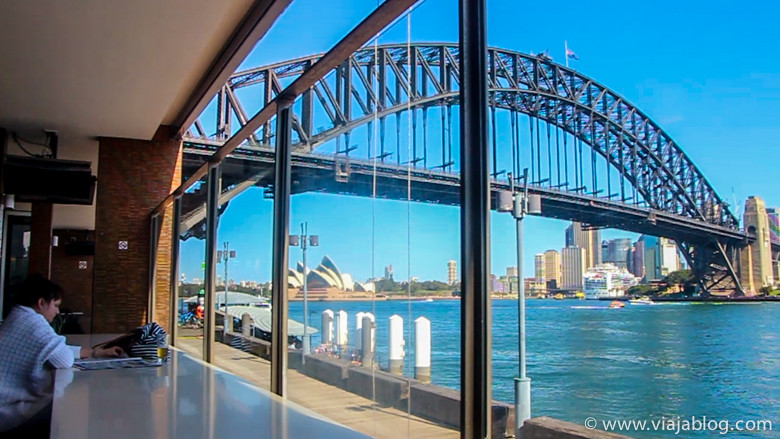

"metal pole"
[302,222,310,359]
[223,242,229,343]
[204,165,220,363]
[271,99,293,396]
[514,169,531,436]
[459,0,491,436]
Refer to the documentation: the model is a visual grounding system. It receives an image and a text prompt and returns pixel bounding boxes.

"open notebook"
[73,357,161,371]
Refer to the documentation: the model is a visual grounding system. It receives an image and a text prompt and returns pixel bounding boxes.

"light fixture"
[4,194,14,210]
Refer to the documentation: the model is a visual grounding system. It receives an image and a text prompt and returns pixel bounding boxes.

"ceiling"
[0,0,263,141]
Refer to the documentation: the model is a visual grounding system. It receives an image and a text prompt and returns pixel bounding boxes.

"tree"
[627,284,656,297]
[664,269,695,287]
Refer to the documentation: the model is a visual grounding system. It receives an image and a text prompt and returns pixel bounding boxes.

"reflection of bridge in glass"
[181,43,773,296]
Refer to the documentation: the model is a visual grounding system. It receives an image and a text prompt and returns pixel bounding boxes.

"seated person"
[0,274,123,435]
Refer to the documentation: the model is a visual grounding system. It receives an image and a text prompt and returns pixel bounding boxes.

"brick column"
[29,202,53,277]
[93,126,181,333]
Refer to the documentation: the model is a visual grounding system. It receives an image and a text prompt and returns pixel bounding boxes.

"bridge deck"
[182,142,747,246]
[176,337,458,439]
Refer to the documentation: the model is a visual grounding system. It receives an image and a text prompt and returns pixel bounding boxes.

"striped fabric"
[127,323,170,361]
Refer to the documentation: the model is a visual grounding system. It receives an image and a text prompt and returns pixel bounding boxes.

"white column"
[388,314,405,375]
[364,312,376,353]
[361,315,375,368]
[321,309,334,346]
[414,316,431,382]
[355,312,366,350]
[336,310,349,348]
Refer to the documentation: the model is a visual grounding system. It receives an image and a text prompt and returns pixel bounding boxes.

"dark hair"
[14,274,64,307]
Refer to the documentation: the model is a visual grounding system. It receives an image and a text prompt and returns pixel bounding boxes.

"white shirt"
[0,305,81,431]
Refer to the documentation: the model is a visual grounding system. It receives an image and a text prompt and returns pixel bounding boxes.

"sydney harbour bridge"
[178,43,771,296]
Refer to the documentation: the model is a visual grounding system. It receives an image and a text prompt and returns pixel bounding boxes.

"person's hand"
[93,346,125,358]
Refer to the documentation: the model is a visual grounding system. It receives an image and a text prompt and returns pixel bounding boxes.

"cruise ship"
[584,264,639,300]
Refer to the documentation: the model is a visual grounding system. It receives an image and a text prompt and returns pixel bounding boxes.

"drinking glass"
[156,334,169,363]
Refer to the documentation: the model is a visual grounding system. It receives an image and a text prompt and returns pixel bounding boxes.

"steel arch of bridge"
[185,43,747,295]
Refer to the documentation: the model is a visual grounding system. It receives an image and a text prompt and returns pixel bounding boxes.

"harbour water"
[290,299,779,438]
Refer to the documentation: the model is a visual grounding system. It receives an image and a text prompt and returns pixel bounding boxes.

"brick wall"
[50,229,94,332]
[93,126,181,333]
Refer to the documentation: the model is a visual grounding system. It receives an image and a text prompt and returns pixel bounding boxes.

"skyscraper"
[561,246,586,290]
[384,265,394,280]
[447,260,458,285]
[642,235,680,282]
[631,239,646,279]
[506,266,518,278]
[543,249,562,288]
[605,238,632,270]
[534,254,546,280]
[742,196,774,292]
[565,222,601,268]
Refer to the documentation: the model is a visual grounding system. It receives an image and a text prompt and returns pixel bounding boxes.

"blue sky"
[180,0,780,284]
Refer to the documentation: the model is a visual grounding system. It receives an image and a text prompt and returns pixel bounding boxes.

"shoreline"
[289,295,460,302]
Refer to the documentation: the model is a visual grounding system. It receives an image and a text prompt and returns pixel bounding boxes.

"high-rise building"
[742,196,774,292]
[543,249,561,288]
[534,254,546,280]
[660,239,680,276]
[447,260,458,285]
[642,235,680,282]
[604,238,632,270]
[561,246,586,290]
[565,222,601,268]
[506,266,518,278]
[631,239,646,279]
[384,265,394,280]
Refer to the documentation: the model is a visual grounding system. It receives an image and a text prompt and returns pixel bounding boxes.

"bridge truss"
[184,43,749,295]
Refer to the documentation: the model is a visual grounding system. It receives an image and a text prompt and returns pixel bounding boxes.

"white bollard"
[355,312,366,351]
[321,310,334,346]
[388,314,405,375]
[336,310,349,348]
[364,312,376,353]
[242,313,252,337]
[361,315,376,368]
[414,316,431,382]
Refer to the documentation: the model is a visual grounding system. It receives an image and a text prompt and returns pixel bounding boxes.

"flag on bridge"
[564,41,578,68]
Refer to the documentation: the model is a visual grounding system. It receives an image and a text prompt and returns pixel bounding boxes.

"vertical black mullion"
[204,165,220,363]
[169,197,181,345]
[491,106,497,178]
[459,0,491,436]
[148,215,159,325]
[271,101,293,397]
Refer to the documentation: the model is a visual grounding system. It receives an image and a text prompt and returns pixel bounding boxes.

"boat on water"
[553,293,565,300]
[584,264,639,300]
[609,300,625,309]
[629,296,654,305]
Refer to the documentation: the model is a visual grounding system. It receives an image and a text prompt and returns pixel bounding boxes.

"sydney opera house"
[287,255,375,300]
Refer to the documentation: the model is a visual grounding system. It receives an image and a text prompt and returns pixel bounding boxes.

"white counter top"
[52,336,371,439]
